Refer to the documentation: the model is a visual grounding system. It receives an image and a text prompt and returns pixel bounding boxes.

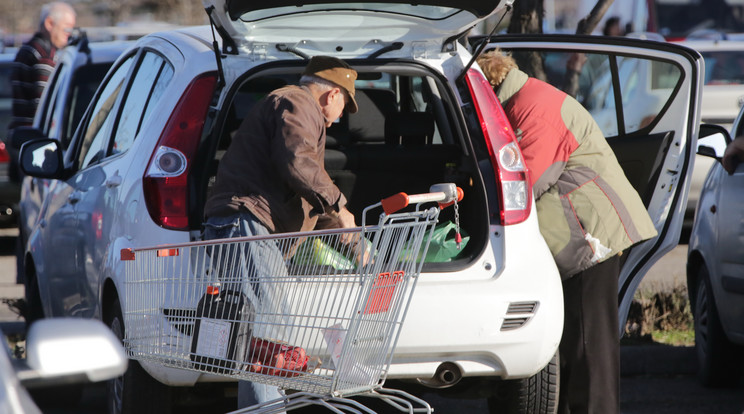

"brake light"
[0,142,9,163]
[464,68,532,225]
[143,73,217,230]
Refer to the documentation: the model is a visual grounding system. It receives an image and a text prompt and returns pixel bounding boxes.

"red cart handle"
[381,183,464,215]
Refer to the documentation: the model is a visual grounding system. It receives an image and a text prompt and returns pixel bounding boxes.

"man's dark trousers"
[558,254,621,414]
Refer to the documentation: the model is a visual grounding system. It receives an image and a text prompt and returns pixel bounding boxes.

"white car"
[687,119,744,387]
[17,2,704,413]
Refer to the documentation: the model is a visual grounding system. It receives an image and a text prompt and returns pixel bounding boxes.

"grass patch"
[624,285,694,347]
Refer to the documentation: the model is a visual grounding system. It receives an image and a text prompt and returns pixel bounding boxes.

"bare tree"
[506,0,615,94]
[576,0,617,35]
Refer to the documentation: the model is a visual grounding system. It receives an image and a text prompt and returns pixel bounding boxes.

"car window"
[62,63,114,148]
[700,51,744,85]
[503,49,683,138]
[0,62,13,135]
[38,61,69,135]
[111,52,173,155]
[78,55,134,169]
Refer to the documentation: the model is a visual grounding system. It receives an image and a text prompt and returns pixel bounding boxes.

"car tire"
[694,266,743,387]
[106,297,173,414]
[15,230,24,285]
[487,352,559,414]
[23,267,43,326]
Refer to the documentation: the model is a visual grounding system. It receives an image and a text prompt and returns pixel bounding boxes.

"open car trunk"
[194,61,491,270]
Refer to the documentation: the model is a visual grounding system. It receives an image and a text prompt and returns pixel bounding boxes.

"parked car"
[673,38,744,237]
[0,52,21,227]
[687,119,744,387]
[16,2,705,413]
[12,34,130,287]
[0,318,127,413]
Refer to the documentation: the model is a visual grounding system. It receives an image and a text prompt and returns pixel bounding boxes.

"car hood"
[203,0,507,54]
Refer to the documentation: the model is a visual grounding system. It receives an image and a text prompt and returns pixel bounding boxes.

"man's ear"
[321,88,339,107]
[43,17,55,33]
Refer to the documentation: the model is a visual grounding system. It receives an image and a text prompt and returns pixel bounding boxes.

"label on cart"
[195,318,231,359]
[323,323,374,385]
[323,323,346,370]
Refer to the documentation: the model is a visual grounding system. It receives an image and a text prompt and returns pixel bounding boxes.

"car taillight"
[143,73,217,230]
[0,142,9,163]
[464,68,532,225]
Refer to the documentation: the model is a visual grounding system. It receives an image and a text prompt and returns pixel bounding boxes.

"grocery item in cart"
[190,285,253,374]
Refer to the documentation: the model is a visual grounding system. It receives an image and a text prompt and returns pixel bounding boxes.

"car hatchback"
[17,2,705,413]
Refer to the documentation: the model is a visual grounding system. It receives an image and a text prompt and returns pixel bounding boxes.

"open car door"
[474,34,704,329]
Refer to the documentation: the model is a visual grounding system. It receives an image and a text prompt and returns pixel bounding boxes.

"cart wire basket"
[121,184,463,413]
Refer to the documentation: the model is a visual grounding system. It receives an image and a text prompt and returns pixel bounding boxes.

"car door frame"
[476,34,704,331]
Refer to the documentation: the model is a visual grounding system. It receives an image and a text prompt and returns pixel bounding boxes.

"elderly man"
[8,2,76,182]
[203,55,362,410]
[10,2,76,130]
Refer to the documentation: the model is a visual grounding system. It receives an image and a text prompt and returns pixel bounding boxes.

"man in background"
[8,1,76,181]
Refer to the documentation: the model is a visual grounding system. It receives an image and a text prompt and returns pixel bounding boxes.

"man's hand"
[722,136,744,175]
[336,207,356,230]
[336,207,371,265]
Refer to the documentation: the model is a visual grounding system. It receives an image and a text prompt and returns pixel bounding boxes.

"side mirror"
[19,139,64,179]
[697,123,731,159]
[19,318,127,388]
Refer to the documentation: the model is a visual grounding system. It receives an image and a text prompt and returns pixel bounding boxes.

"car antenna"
[205,5,226,89]
[456,0,514,85]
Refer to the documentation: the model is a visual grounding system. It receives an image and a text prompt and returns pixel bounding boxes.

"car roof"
[674,39,744,51]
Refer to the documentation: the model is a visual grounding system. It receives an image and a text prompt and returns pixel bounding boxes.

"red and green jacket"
[496,69,657,278]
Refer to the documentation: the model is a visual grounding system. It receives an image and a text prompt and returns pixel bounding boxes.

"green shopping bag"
[401,221,469,263]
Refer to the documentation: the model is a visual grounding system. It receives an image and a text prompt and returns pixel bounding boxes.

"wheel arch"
[686,249,705,315]
[101,277,121,324]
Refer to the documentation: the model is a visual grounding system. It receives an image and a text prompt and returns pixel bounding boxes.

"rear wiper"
[456,0,514,84]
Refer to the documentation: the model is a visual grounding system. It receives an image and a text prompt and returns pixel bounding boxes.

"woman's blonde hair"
[476,49,518,88]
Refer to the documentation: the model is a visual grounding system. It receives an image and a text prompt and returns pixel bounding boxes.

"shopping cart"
[121,183,463,413]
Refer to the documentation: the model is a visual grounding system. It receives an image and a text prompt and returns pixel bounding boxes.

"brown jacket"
[204,85,346,233]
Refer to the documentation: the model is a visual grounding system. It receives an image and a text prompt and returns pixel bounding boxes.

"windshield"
[240,3,465,22]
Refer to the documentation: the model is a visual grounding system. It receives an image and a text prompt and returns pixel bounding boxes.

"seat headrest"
[385,112,435,146]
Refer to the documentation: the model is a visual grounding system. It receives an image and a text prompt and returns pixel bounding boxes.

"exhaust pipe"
[416,361,463,389]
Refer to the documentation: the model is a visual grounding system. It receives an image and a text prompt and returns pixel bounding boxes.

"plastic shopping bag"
[401,221,469,263]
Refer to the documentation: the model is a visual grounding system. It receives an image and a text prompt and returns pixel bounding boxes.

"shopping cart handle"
[381,183,464,215]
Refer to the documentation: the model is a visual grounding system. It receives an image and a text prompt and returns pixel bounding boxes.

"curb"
[620,344,697,377]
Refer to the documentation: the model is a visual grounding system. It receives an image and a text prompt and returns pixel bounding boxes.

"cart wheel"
[106,297,173,414]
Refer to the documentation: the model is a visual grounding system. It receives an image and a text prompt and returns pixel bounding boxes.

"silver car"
[687,119,744,387]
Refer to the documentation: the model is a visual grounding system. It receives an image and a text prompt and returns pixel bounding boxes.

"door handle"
[68,192,81,205]
[106,174,122,188]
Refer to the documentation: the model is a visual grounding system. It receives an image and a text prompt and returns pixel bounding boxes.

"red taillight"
[143,73,217,230]
[464,68,532,225]
[0,142,9,163]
